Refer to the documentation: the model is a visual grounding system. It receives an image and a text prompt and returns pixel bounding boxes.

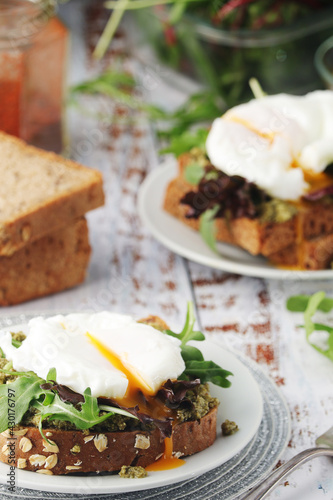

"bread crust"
[269,233,333,270]
[0,407,217,475]
[0,218,91,305]
[0,131,104,256]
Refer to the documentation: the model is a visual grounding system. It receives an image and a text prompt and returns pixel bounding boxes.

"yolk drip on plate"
[145,437,185,471]
[86,332,185,470]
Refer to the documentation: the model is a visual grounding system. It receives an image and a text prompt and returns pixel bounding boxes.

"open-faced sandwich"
[164,90,333,270]
[0,306,232,477]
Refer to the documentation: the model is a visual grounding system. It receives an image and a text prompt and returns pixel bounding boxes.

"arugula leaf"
[183,360,232,388]
[69,71,168,121]
[199,205,220,253]
[287,291,333,362]
[181,344,204,362]
[11,339,22,348]
[303,292,333,362]
[159,91,224,138]
[166,301,205,346]
[165,302,233,388]
[0,373,48,432]
[184,162,205,185]
[303,291,326,339]
[287,294,333,313]
[0,365,137,436]
[160,128,209,157]
[46,367,57,382]
[33,388,134,431]
[32,387,137,430]
[41,368,57,407]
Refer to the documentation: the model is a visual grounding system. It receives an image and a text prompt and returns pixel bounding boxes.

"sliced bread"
[0,218,91,305]
[0,408,217,474]
[164,172,297,256]
[0,132,104,256]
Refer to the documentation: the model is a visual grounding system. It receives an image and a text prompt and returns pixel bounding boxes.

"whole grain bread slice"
[0,408,217,475]
[164,175,297,257]
[268,233,333,270]
[0,132,104,256]
[0,217,91,305]
[164,156,333,269]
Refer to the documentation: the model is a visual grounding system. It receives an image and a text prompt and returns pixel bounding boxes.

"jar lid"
[0,0,56,45]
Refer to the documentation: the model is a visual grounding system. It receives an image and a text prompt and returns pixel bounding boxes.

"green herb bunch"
[94,0,333,59]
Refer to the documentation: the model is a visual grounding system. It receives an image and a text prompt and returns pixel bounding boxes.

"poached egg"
[206,90,333,201]
[0,312,185,400]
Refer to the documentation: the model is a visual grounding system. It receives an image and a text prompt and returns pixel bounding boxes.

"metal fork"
[239,426,333,500]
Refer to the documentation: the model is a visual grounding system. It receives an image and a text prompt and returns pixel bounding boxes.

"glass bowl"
[315,35,333,90]
[133,6,333,106]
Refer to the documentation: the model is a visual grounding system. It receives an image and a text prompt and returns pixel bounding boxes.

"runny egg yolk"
[86,332,186,470]
[86,331,155,401]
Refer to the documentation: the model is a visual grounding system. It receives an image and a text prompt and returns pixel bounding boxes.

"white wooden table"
[1,2,332,498]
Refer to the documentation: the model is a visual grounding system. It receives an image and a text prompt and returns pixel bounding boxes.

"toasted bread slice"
[164,156,333,269]
[164,174,297,257]
[0,218,91,305]
[0,408,217,475]
[0,132,104,256]
[269,233,333,270]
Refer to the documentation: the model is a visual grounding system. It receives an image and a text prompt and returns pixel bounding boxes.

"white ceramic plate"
[138,160,333,280]
[0,323,263,495]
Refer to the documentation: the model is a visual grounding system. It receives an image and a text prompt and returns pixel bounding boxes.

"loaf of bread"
[0,131,104,256]
[164,154,333,270]
[0,218,91,305]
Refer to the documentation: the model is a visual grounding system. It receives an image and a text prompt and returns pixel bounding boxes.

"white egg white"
[0,312,185,399]
[206,90,333,200]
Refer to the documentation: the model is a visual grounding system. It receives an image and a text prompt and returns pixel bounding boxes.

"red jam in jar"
[0,0,68,152]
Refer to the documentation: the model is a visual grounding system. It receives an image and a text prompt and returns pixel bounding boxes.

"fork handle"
[239,447,333,500]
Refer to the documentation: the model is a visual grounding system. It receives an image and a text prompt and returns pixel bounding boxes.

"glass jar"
[133,6,333,107]
[0,0,68,153]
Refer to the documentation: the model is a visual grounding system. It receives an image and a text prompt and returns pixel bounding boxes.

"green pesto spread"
[0,332,25,384]
[11,332,26,343]
[259,199,297,223]
[119,465,147,478]
[221,419,239,436]
[189,147,210,167]
[176,383,219,423]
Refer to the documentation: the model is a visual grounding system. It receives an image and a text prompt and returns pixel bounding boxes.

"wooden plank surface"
[0,1,332,498]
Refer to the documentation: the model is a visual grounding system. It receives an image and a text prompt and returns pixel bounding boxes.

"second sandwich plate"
[138,160,333,280]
